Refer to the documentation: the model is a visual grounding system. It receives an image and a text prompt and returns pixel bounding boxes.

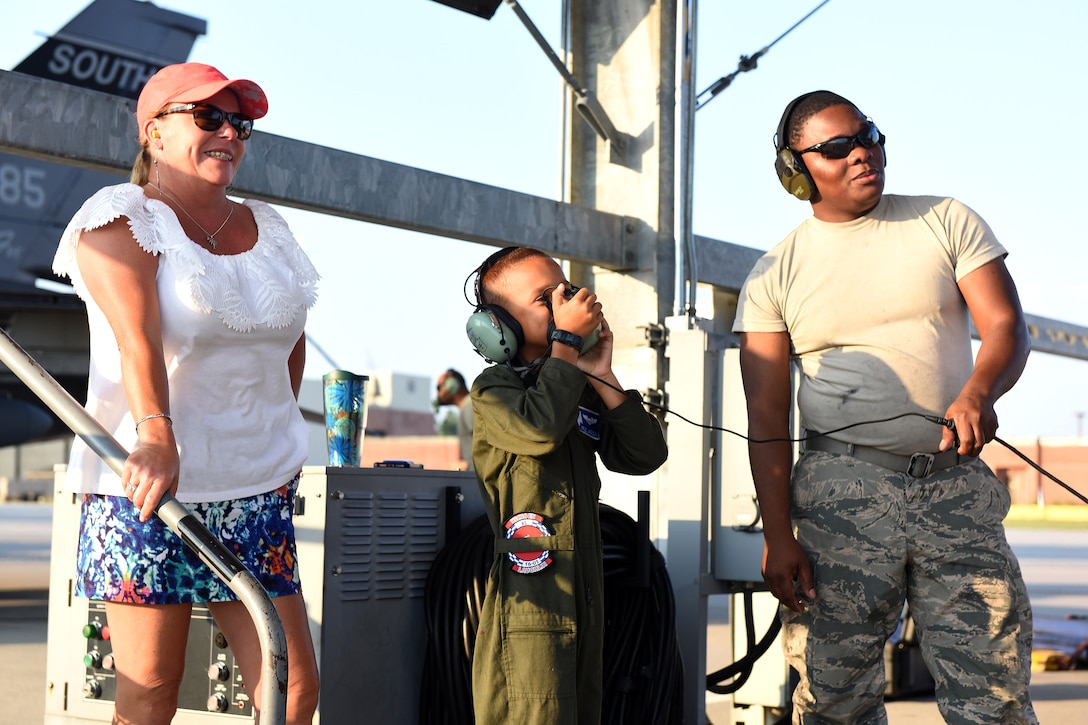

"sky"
[2,0,1087,440]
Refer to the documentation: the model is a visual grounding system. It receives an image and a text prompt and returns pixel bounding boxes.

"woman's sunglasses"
[799,122,884,160]
[154,103,254,140]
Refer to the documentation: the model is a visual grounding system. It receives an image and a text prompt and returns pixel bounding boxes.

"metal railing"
[0,325,288,724]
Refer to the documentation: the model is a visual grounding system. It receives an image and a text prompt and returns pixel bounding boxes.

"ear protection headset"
[442,375,462,395]
[774,91,888,202]
[773,91,823,201]
[465,247,525,364]
[464,247,602,364]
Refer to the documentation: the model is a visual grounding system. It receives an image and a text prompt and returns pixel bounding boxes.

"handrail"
[0,325,288,723]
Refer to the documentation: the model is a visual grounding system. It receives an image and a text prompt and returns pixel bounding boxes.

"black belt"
[805,436,973,479]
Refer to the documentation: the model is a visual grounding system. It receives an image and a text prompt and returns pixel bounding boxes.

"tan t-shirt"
[733,194,1006,455]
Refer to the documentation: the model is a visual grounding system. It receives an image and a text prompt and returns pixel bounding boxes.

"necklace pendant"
[207,236,217,249]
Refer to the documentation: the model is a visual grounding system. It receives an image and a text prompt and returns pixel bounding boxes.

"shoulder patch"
[577,405,600,441]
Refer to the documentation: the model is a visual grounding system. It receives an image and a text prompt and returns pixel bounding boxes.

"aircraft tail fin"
[13,0,206,99]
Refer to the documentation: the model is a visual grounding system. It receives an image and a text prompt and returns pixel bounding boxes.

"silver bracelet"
[135,412,172,431]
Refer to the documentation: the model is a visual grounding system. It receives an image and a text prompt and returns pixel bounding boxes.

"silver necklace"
[152,182,234,250]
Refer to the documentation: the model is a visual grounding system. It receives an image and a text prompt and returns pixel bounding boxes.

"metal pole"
[0,325,289,724]
[677,0,699,316]
[504,0,625,154]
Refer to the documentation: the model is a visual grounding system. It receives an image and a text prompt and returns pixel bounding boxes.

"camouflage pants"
[784,451,1038,724]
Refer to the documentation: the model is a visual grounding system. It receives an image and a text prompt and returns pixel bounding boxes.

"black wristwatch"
[549,329,585,352]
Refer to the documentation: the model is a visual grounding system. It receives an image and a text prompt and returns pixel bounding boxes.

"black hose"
[420,504,684,724]
[705,590,781,695]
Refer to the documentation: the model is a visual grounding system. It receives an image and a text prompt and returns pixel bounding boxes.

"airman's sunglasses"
[155,103,254,140]
[799,122,884,160]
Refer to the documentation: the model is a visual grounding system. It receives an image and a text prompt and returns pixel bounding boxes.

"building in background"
[300,370,460,472]
[984,437,1088,507]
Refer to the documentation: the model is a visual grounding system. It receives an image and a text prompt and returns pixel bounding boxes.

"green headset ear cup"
[466,305,524,363]
[774,90,828,201]
[775,148,814,200]
[582,324,601,353]
[442,376,461,395]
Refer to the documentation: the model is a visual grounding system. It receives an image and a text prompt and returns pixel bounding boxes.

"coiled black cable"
[600,504,685,724]
[420,514,492,725]
[420,505,684,724]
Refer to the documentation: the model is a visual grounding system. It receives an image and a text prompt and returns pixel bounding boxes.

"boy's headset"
[464,247,601,365]
[465,247,524,364]
[441,375,462,395]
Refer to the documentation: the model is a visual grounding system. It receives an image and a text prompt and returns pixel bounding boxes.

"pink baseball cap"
[136,62,268,142]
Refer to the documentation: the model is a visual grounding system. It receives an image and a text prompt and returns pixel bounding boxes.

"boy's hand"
[575,318,613,376]
[576,319,628,409]
[550,284,602,340]
[549,285,625,409]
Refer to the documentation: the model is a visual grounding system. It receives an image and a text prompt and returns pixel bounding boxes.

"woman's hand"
[122,422,179,522]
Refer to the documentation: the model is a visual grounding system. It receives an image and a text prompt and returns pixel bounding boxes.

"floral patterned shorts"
[75,477,302,604]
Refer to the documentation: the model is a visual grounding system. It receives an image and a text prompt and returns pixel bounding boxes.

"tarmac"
[3,501,1087,724]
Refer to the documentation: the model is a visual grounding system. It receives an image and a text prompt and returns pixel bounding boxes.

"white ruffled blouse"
[53,183,319,502]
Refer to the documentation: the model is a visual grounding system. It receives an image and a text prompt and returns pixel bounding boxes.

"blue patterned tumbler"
[322,370,369,466]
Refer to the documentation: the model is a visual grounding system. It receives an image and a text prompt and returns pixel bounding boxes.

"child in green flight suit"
[466,247,668,724]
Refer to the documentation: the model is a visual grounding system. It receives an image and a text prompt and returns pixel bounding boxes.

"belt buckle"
[907,452,935,478]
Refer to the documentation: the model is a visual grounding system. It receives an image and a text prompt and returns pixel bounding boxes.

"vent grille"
[331,490,441,601]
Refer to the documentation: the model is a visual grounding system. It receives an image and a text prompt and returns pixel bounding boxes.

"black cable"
[583,369,946,442]
[994,436,1088,505]
[582,369,1088,503]
[420,514,492,725]
[600,504,685,724]
[695,0,833,110]
[705,590,782,695]
[419,507,684,725]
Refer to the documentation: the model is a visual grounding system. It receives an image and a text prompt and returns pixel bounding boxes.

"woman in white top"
[53,62,320,724]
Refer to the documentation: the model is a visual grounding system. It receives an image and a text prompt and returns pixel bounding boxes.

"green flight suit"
[470,359,668,725]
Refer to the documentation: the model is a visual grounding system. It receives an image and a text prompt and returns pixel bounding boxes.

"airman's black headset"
[773,90,886,201]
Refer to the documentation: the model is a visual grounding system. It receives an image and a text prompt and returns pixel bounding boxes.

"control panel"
[44,485,259,723]
[78,601,253,717]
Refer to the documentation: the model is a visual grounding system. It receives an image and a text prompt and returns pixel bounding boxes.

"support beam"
[5,69,1085,359]
[1022,314,1088,360]
[0,69,633,269]
[565,0,677,408]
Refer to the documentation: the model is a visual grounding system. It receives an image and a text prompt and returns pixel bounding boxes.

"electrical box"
[44,465,483,724]
[294,466,483,723]
[713,348,767,584]
[713,348,799,585]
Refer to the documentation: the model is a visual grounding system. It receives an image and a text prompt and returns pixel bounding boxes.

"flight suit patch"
[577,406,600,441]
[504,512,553,574]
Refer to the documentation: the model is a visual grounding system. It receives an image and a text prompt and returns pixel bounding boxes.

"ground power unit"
[44,465,482,724]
